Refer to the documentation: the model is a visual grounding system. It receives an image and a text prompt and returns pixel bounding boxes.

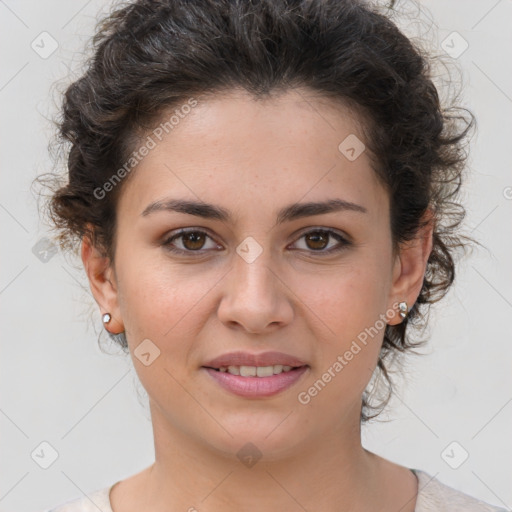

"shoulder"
[39,485,115,512]
[413,469,509,512]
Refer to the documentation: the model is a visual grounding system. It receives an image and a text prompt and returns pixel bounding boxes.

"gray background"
[1,1,511,511]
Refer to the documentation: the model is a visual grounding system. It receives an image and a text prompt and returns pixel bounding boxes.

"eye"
[290,228,351,254]
[162,227,351,256]
[162,229,221,255]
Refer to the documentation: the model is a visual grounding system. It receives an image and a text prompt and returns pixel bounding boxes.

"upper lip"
[202,351,308,369]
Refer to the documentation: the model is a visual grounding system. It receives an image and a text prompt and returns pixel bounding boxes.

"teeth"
[256,366,274,377]
[228,365,240,375]
[216,364,298,376]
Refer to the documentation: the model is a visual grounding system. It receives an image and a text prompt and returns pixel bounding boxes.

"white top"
[42,469,508,512]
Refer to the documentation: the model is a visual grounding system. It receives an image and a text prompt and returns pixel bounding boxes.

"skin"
[82,88,433,512]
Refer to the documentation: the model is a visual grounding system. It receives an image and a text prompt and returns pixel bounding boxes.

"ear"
[81,229,124,334]
[387,209,434,325]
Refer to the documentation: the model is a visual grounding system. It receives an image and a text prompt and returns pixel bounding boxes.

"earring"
[398,301,408,319]
[102,313,112,324]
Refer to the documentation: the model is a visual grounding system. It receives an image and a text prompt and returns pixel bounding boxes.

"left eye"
[162,228,350,255]
[290,229,349,253]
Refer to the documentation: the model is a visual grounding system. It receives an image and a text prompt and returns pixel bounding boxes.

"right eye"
[162,229,222,255]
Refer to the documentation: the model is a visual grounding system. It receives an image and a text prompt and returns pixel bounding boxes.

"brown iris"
[304,231,329,250]
[181,231,207,250]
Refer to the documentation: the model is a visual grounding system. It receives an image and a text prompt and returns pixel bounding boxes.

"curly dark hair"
[37,0,475,422]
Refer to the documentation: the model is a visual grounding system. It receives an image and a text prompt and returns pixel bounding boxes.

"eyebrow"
[141,197,367,225]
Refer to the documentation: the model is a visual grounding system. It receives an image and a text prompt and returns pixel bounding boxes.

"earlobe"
[81,233,124,334]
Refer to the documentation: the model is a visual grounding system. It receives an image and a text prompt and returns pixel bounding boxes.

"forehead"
[116,88,387,222]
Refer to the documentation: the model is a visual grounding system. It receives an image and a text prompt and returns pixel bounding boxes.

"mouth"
[201,364,310,398]
[202,350,308,371]
[202,364,308,377]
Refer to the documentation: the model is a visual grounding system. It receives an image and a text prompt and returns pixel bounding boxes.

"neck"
[141,399,384,512]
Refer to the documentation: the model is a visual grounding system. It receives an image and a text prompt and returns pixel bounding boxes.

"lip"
[203,365,309,398]
[202,350,308,369]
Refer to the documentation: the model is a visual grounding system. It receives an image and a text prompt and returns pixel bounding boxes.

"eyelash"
[162,228,351,256]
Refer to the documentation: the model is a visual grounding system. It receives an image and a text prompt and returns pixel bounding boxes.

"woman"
[39,0,506,510]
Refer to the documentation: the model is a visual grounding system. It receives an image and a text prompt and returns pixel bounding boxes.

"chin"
[199,416,310,462]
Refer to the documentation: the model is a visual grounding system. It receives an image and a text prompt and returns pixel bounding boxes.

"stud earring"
[398,301,408,319]
[102,313,112,324]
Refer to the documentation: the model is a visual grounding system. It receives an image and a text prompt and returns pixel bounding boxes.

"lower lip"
[202,366,309,398]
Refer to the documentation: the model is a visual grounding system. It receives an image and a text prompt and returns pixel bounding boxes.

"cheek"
[114,258,216,407]
[116,250,223,349]
[299,258,390,343]
[293,258,390,400]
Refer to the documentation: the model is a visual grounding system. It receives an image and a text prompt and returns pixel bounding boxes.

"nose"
[217,244,294,334]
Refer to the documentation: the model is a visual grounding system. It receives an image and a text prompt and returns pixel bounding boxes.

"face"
[86,88,423,460]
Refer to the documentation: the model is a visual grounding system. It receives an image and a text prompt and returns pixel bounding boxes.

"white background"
[1,1,511,511]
